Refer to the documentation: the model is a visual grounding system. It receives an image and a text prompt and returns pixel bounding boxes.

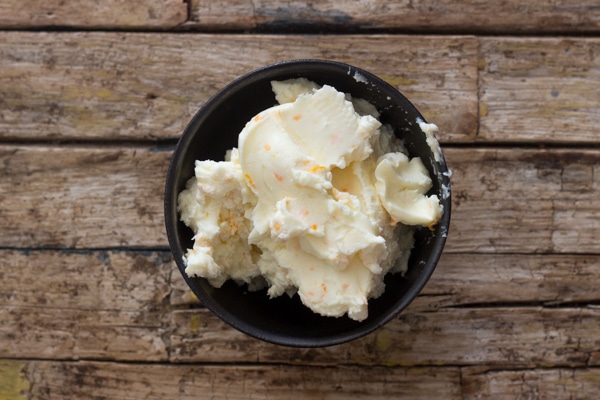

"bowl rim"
[164,59,451,347]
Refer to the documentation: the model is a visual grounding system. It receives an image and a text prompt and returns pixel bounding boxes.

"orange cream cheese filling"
[178,78,443,321]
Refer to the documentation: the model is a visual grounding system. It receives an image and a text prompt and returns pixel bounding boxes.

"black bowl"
[164,59,451,347]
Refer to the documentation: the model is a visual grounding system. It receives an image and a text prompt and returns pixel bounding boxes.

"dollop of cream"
[178,79,443,321]
[375,152,442,227]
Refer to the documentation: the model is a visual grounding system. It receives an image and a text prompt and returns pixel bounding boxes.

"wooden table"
[1,1,599,398]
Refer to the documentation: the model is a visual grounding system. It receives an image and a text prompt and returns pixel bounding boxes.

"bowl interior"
[165,60,451,347]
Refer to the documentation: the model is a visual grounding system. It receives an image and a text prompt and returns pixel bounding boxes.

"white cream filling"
[177,79,443,321]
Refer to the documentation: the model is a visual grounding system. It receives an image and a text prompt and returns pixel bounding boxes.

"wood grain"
[166,251,600,368]
[479,37,600,143]
[0,359,461,399]
[190,0,600,34]
[169,306,600,367]
[0,250,171,361]
[1,3,598,398]
[4,359,600,400]
[3,248,599,364]
[422,254,600,309]
[446,147,600,254]
[1,0,598,33]
[462,367,600,400]
[4,359,600,399]
[0,0,187,29]
[0,145,170,248]
[0,32,476,141]
[3,145,599,253]
[2,33,599,144]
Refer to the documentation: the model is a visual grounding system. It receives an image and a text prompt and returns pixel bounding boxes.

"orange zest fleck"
[244,173,256,188]
[308,165,325,173]
[273,222,280,231]
[293,114,302,121]
[311,224,318,231]
[253,114,261,122]
[274,172,284,182]
[321,283,327,292]
[264,144,271,151]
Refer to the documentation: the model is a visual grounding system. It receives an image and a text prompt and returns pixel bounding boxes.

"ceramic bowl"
[164,59,451,347]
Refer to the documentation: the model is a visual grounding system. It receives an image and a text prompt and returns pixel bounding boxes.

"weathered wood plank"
[1,0,598,33]
[190,1,600,34]
[2,145,600,253]
[3,249,597,362]
[0,250,171,361]
[446,147,600,254]
[422,254,600,309]
[3,250,599,366]
[0,360,462,400]
[3,33,599,145]
[1,250,171,310]
[0,145,169,248]
[0,306,168,361]
[169,306,600,367]
[479,37,600,143]
[0,0,187,29]
[462,367,600,400]
[5,359,600,400]
[0,32,477,141]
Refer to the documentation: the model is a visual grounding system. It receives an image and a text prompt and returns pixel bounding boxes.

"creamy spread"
[417,118,442,163]
[178,79,443,321]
